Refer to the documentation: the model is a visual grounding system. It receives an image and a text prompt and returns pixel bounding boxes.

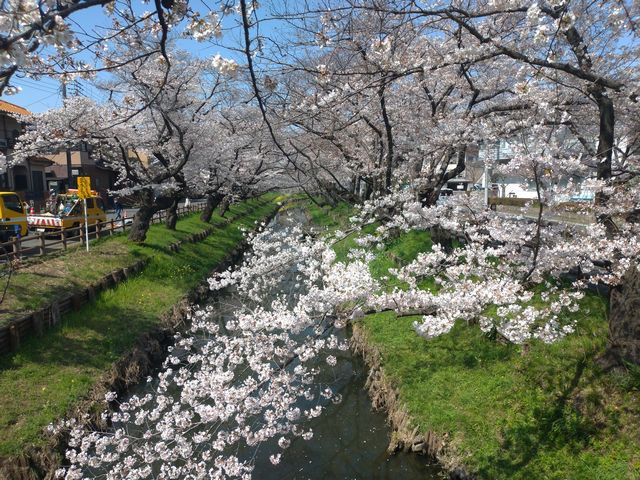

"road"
[495,205,593,228]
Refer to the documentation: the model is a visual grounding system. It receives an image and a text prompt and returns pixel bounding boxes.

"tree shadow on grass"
[402,321,517,374]
[0,303,159,374]
[477,358,612,478]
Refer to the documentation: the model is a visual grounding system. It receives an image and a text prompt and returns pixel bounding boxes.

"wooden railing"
[0,202,205,262]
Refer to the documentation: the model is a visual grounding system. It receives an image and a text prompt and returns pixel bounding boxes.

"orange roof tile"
[0,100,31,116]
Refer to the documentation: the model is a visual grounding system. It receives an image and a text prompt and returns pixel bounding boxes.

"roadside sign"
[77,176,91,251]
[77,176,91,199]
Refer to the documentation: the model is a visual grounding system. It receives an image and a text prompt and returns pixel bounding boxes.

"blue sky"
[4,1,283,113]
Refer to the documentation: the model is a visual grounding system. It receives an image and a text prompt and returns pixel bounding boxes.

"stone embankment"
[350,322,474,480]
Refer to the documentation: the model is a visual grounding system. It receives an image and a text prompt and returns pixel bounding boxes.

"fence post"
[8,324,19,351]
[32,310,45,336]
[38,231,45,256]
[12,236,20,260]
[110,219,115,236]
[62,228,68,250]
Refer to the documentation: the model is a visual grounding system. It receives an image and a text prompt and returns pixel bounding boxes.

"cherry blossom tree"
[5,1,640,477]
[11,51,227,241]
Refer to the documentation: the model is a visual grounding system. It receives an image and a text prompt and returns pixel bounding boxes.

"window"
[85,198,95,209]
[96,198,105,211]
[14,174,28,190]
[2,194,23,214]
[69,202,82,216]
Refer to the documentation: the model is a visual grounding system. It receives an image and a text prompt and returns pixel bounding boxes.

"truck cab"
[0,192,28,243]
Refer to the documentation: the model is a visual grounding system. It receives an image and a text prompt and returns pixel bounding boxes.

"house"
[43,144,118,202]
[476,138,596,201]
[0,100,119,207]
[0,100,54,204]
[477,139,539,199]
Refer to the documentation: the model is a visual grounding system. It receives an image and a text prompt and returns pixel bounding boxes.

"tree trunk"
[165,198,179,230]
[129,189,156,243]
[219,196,231,218]
[592,89,616,231]
[362,179,372,201]
[419,188,441,207]
[599,266,640,369]
[378,85,394,192]
[200,193,224,223]
[595,93,614,182]
[417,149,466,207]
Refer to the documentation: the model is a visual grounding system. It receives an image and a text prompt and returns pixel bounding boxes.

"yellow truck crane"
[27,190,107,235]
[0,192,29,243]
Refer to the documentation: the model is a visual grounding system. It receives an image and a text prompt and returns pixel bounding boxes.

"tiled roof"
[0,100,31,116]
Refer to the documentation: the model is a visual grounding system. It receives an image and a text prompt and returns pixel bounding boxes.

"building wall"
[3,161,49,202]
[45,150,91,167]
[45,162,116,204]
[0,111,49,203]
[0,114,20,149]
[44,148,117,203]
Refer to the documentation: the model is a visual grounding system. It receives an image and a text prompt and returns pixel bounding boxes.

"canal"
[113,209,443,479]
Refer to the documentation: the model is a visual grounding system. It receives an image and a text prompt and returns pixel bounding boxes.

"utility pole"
[484,161,489,207]
[61,81,74,191]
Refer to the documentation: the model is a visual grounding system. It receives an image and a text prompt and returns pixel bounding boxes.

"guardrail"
[0,203,205,262]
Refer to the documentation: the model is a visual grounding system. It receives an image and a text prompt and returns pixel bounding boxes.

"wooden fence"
[0,219,220,355]
[0,203,205,262]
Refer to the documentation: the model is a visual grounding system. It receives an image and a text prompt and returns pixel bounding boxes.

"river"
[117,209,442,479]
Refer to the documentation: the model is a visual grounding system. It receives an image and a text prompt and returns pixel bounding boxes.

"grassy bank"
[0,195,279,457]
[0,236,139,327]
[305,200,640,479]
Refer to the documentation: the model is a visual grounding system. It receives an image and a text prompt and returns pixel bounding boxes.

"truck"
[27,190,107,236]
[0,192,29,243]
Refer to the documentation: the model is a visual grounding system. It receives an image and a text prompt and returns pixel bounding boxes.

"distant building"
[478,139,539,199]
[0,100,53,203]
[43,144,117,202]
[0,100,118,206]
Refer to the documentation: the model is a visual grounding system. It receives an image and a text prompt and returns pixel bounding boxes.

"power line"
[14,76,60,91]
[24,92,61,108]
[12,79,60,95]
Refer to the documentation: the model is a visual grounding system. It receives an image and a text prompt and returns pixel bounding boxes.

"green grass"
[307,200,640,479]
[0,238,139,326]
[0,195,279,457]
